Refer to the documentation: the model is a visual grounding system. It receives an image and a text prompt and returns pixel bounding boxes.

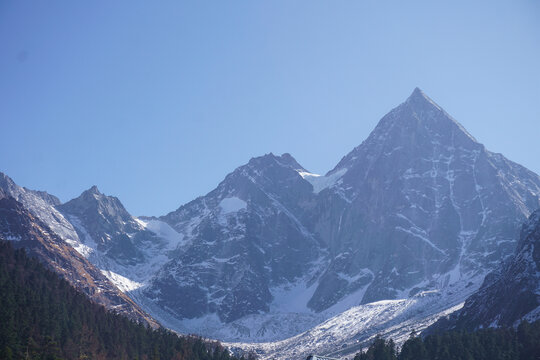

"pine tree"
[0,241,245,360]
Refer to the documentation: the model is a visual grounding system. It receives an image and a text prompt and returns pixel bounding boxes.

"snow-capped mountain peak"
[0,172,19,195]
[0,173,156,325]
[136,89,540,342]
[2,89,539,354]
[57,187,152,264]
[243,153,308,174]
[405,87,442,110]
[87,184,101,195]
[331,87,479,179]
[59,186,134,231]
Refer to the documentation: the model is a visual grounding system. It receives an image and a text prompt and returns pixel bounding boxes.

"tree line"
[354,321,540,360]
[3,236,539,360]
[0,241,246,360]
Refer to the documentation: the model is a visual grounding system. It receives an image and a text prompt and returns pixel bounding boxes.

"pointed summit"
[408,86,427,98]
[331,88,479,175]
[246,152,307,172]
[409,86,425,99]
[0,172,61,206]
[385,87,477,143]
[277,153,307,171]
[86,185,101,195]
[72,185,106,203]
[0,172,18,194]
[62,186,129,219]
[406,88,477,142]
[404,86,442,112]
[58,185,139,248]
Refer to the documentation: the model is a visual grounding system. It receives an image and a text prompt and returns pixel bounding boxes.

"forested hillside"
[354,321,540,360]
[0,241,241,360]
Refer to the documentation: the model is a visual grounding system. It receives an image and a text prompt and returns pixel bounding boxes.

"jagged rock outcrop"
[151,153,325,322]
[307,88,540,308]
[0,192,158,327]
[142,88,540,326]
[2,88,539,343]
[0,173,158,327]
[432,209,540,331]
[58,186,151,264]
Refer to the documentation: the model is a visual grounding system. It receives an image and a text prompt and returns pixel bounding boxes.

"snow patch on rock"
[229,283,477,360]
[298,168,347,194]
[136,218,185,250]
[101,270,143,293]
[270,280,319,314]
[219,197,247,214]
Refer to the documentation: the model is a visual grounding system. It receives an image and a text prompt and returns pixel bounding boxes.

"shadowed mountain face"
[153,153,325,322]
[308,88,540,308]
[57,186,153,265]
[432,209,540,331]
[58,186,138,246]
[140,88,540,323]
[1,89,539,342]
[0,192,158,327]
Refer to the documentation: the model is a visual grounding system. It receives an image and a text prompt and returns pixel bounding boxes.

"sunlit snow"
[135,218,185,250]
[219,197,247,214]
[101,270,143,292]
[298,168,347,193]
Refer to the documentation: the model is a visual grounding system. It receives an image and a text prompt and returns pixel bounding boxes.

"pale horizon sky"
[1,1,539,215]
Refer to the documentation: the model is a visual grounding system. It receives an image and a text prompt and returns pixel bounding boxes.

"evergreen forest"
[0,241,243,360]
[354,322,540,360]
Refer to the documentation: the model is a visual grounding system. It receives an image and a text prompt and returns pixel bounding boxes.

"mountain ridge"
[430,208,540,332]
[1,88,539,352]
[134,88,540,341]
[0,172,158,326]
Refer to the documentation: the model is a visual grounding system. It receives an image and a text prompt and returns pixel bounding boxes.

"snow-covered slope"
[136,88,540,341]
[432,209,540,331]
[2,88,539,355]
[228,278,481,360]
[150,152,325,323]
[0,181,157,326]
[56,186,185,292]
[0,172,81,245]
[309,87,540,309]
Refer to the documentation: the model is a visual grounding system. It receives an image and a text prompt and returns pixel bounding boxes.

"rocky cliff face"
[2,88,539,344]
[141,88,540,330]
[0,192,158,327]
[432,209,540,331]
[58,186,153,265]
[307,88,540,309]
[151,153,325,322]
[55,185,184,296]
[0,174,158,327]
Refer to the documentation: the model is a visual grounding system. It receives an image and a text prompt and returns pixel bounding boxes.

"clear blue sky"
[1,1,539,216]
